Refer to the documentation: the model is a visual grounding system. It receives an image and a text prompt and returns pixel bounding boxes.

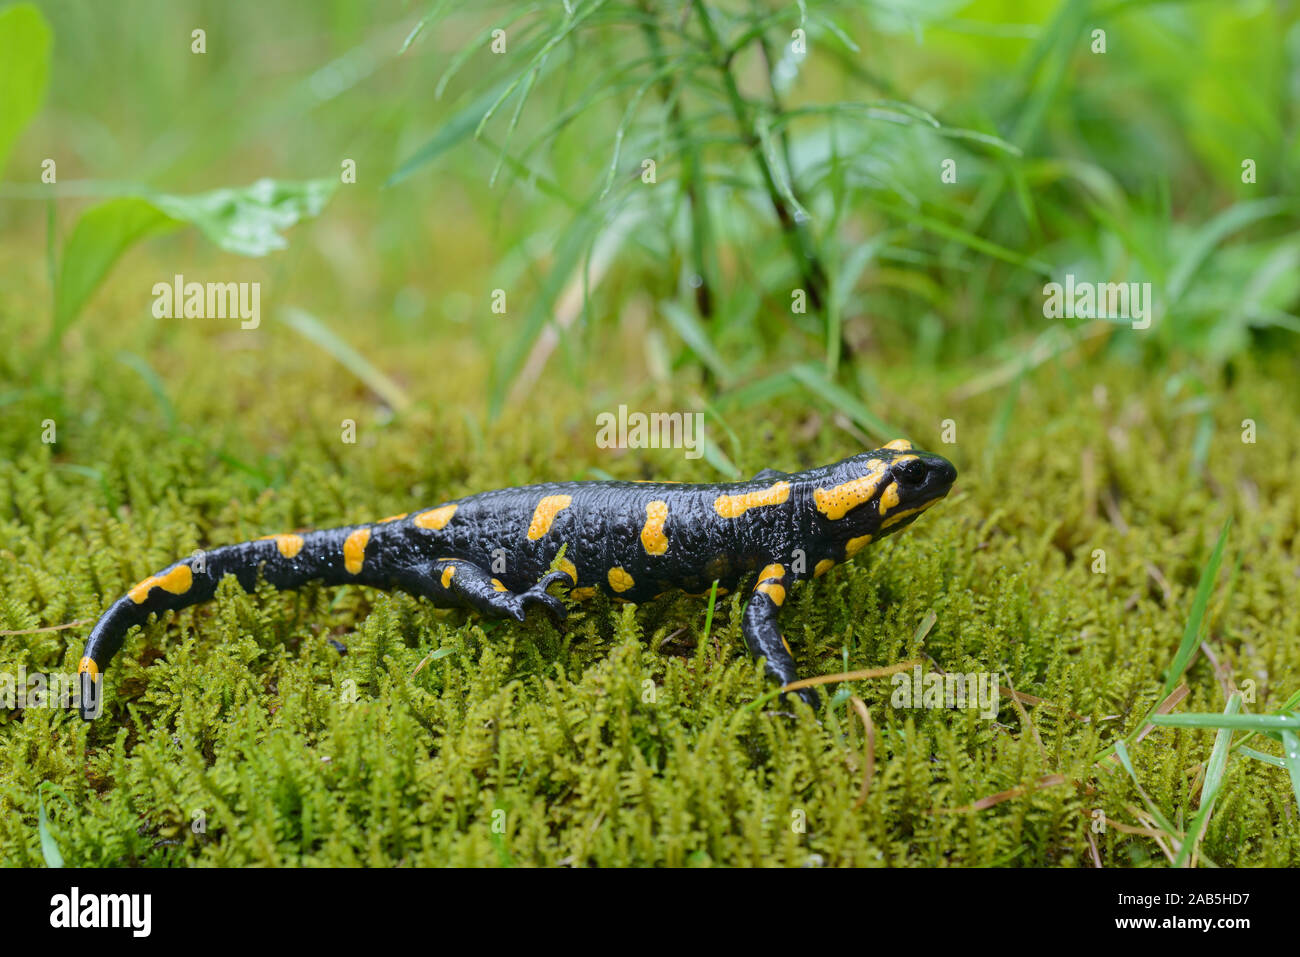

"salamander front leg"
[741,563,820,709]
[417,560,569,623]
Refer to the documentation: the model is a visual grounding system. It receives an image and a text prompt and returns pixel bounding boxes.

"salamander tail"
[78,525,374,719]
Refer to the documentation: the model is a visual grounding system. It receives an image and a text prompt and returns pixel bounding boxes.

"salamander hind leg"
[741,562,819,710]
[416,560,569,623]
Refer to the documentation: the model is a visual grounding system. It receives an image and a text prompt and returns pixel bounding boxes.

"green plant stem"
[752,11,800,207]
[693,0,830,314]
[639,2,714,319]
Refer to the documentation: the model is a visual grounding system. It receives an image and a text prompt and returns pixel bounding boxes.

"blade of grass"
[1161,518,1231,700]
[279,307,410,412]
[701,580,720,644]
[1238,746,1286,769]
[1149,713,1299,732]
[490,208,605,419]
[37,782,66,867]
[788,362,900,441]
[660,300,734,382]
[847,696,876,808]
[412,647,454,677]
[1228,688,1300,756]
[1097,519,1236,763]
[1167,198,1290,304]
[1113,740,1184,845]
[115,351,177,432]
[1173,691,1241,867]
[1278,730,1300,811]
[387,82,511,186]
[867,196,1053,275]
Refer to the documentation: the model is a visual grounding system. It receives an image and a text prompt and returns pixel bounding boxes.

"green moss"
[1,255,1298,866]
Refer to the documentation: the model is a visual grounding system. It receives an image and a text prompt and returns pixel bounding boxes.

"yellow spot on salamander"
[570,587,597,601]
[527,495,573,540]
[781,636,793,655]
[259,533,304,558]
[878,481,900,514]
[757,563,785,582]
[441,565,456,588]
[608,567,635,592]
[814,559,835,578]
[491,578,508,592]
[813,464,886,520]
[881,499,939,528]
[128,564,194,604]
[378,513,408,523]
[640,500,669,555]
[884,438,913,451]
[557,557,578,583]
[713,481,791,519]
[343,528,371,575]
[845,534,872,558]
[77,657,98,680]
[757,582,786,605]
[414,504,457,530]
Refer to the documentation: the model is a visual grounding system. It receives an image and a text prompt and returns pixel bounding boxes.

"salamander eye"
[893,458,926,485]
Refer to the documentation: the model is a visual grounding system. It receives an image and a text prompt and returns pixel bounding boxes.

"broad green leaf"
[0,3,50,178]
[55,198,181,336]
[149,177,338,256]
[53,179,338,341]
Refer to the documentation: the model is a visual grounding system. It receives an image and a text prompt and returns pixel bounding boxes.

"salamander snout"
[891,450,957,501]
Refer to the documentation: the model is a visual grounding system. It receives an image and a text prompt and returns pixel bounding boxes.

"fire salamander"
[78,439,956,718]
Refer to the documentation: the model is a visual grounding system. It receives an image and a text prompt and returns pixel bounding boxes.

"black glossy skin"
[79,443,956,718]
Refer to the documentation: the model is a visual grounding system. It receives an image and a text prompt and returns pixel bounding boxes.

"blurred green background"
[5,0,1298,413]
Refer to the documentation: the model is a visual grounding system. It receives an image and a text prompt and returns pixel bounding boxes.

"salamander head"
[811,439,957,548]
